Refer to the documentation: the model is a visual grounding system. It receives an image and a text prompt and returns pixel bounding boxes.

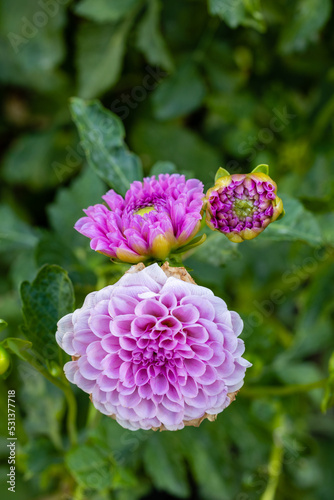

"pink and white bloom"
[75,174,204,263]
[56,263,251,431]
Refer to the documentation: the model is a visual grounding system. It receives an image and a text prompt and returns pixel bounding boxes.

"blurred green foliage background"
[1,0,334,499]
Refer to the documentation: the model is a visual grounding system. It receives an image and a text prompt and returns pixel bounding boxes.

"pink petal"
[151,373,169,395]
[183,324,209,343]
[191,343,214,361]
[230,311,244,336]
[135,368,149,386]
[89,314,111,337]
[86,341,108,369]
[184,358,206,377]
[197,365,217,385]
[172,304,200,324]
[108,295,138,317]
[180,376,198,397]
[185,389,208,408]
[78,355,101,380]
[100,334,121,353]
[119,389,141,408]
[181,296,215,321]
[135,299,168,318]
[110,315,134,336]
[134,398,157,418]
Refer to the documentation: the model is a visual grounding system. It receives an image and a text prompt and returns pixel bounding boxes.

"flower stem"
[86,399,101,429]
[242,379,327,398]
[20,350,78,446]
[64,386,78,447]
[260,415,285,500]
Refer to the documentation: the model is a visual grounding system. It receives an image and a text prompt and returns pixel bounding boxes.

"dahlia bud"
[75,174,205,264]
[0,345,11,376]
[205,165,284,243]
[56,263,251,431]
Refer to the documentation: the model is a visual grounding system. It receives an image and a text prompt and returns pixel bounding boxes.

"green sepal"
[173,234,207,254]
[215,167,230,183]
[251,164,269,175]
[277,208,285,220]
[1,338,33,361]
[164,255,184,267]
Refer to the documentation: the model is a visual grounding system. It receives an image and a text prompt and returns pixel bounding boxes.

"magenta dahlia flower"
[75,174,204,263]
[56,263,251,431]
[206,172,283,243]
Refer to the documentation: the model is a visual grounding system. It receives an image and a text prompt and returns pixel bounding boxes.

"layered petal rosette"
[205,171,284,243]
[56,263,251,431]
[75,174,204,263]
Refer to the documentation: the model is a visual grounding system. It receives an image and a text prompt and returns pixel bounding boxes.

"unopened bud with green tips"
[205,165,284,243]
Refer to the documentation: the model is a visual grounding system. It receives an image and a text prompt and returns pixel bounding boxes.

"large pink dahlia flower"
[75,174,204,263]
[56,263,251,431]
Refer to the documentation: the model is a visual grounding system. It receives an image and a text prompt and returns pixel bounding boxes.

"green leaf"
[10,249,38,290]
[0,319,8,333]
[75,0,140,23]
[259,195,323,246]
[152,63,206,120]
[20,374,65,449]
[251,164,269,175]
[279,0,332,54]
[35,234,97,287]
[143,434,190,498]
[76,19,133,99]
[275,361,323,386]
[70,98,143,195]
[317,212,334,245]
[20,265,74,366]
[215,167,230,182]
[181,433,229,500]
[322,352,334,413]
[208,0,245,28]
[66,444,112,490]
[0,204,38,254]
[298,155,334,208]
[111,467,139,489]
[208,0,265,31]
[23,438,62,478]
[190,231,240,266]
[47,167,105,248]
[150,161,177,176]
[136,0,173,72]
[1,338,32,361]
[2,129,79,190]
[0,0,67,92]
[129,120,221,186]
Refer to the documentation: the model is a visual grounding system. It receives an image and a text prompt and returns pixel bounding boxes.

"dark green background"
[1,0,334,499]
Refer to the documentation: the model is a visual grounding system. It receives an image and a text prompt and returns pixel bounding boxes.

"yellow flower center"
[134,206,156,217]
